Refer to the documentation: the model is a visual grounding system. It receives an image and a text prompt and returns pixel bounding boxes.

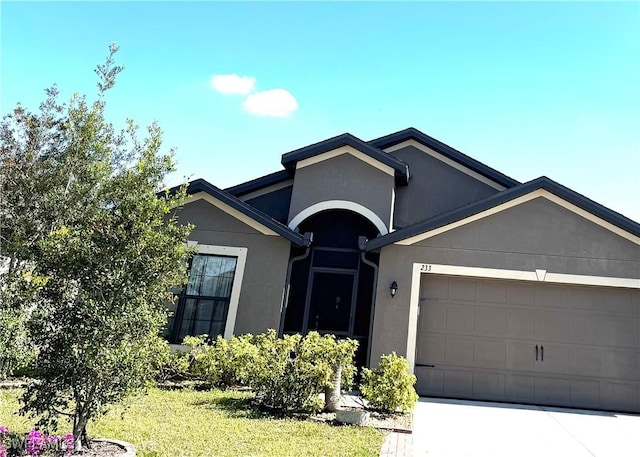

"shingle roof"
[369,127,520,188]
[225,170,292,197]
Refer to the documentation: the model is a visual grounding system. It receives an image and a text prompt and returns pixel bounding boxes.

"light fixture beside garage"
[390,281,398,298]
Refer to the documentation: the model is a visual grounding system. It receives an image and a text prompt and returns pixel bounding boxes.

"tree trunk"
[73,414,90,452]
[324,364,341,412]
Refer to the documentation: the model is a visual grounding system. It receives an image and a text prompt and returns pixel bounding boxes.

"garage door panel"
[417,275,640,413]
[444,370,473,396]
[536,343,569,375]
[506,374,535,402]
[569,316,602,346]
[473,372,506,399]
[507,282,536,306]
[416,367,444,395]
[446,305,475,332]
[569,346,600,377]
[571,379,600,407]
[445,336,474,365]
[474,339,507,369]
[601,382,638,412]
[420,276,448,300]
[606,319,637,348]
[570,316,637,348]
[535,311,569,341]
[535,377,572,405]
[570,287,635,314]
[476,307,506,336]
[601,349,638,380]
[476,280,507,305]
[506,309,534,339]
[449,278,476,302]
[543,285,570,309]
[417,335,445,365]
[419,301,446,330]
[507,341,536,371]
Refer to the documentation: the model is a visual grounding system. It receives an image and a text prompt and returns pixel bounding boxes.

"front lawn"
[0,387,383,457]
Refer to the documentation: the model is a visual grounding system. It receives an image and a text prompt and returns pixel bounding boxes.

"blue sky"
[2,1,639,221]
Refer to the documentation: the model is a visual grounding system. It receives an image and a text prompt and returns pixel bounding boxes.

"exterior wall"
[369,197,640,365]
[288,153,395,232]
[244,186,293,224]
[175,199,291,334]
[389,145,500,228]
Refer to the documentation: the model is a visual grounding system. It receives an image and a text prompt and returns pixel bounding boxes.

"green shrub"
[181,334,259,388]
[250,331,315,412]
[249,330,358,414]
[181,335,217,384]
[360,352,418,413]
[296,332,358,412]
[149,338,190,383]
[174,330,358,414]
[297,332,358,392]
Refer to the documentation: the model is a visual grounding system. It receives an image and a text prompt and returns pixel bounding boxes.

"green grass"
[0,388,383,457]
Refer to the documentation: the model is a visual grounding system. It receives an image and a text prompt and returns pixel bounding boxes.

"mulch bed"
[75,440,127,456]
[311,409,412,432]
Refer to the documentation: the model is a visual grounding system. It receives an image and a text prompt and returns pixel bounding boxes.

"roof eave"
[281,133,410,184]
[370,127,520,188]
[366,176,640,251]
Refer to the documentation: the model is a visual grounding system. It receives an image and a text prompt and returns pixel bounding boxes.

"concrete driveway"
[413,397,639,457]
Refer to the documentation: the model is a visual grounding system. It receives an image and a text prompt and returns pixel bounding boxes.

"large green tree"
[0,44,192,450]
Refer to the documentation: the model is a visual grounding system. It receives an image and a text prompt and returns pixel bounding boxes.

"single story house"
[167,127,640,413]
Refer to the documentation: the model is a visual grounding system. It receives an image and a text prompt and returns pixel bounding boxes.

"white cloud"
[243,89,298,117]
[210,74,256,95]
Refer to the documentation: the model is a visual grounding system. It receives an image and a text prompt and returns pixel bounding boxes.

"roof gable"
[281,133,410,185]
[174,179,310,247]
[369,127,520,189]
[366,176,640,250]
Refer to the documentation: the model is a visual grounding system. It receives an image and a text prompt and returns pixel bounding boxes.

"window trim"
[185,242,248,339]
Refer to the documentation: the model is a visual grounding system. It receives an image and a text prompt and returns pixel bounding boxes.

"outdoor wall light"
[390,281,398,298]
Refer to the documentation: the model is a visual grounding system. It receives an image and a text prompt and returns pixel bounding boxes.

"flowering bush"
[0,426,73,457]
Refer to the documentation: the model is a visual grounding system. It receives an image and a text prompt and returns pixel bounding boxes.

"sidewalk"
[380,432,412,457]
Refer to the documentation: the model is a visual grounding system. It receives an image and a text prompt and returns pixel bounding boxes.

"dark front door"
[306,271,355,335]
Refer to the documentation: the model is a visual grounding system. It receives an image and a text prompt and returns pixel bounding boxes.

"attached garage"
[415,273,640,413]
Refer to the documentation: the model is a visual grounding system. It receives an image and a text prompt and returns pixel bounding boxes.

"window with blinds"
[168,254,237,343]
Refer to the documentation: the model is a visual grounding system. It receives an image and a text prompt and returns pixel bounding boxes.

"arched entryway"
[280,209,380,367]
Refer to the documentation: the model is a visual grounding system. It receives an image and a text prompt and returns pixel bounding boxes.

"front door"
[305,271,355,335]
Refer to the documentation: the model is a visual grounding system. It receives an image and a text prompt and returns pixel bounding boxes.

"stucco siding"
[288,153,395,232]
[389,145,500,228]
[175,199,291,335]
[417,197,640,277]
[370,257,415,364]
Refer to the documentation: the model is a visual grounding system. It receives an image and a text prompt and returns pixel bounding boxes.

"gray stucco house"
[167,127,640,413]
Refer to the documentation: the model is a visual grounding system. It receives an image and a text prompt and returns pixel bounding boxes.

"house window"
[167,245,247,343]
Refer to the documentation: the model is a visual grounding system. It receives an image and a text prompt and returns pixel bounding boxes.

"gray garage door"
[415,275,640,413]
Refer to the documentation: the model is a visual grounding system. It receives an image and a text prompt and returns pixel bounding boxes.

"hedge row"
[153,330,418,414]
